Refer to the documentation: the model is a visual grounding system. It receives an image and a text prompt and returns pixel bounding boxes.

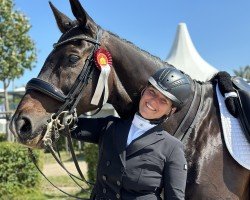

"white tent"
[166,23,218,82]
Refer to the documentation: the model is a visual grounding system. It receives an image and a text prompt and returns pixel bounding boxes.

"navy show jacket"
[71,116,187,200]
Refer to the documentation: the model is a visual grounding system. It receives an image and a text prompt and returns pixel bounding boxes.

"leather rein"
[27,27,103,199]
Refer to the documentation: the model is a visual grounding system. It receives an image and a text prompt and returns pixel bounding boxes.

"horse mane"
[107,30,201,86]
[107,31,166,66]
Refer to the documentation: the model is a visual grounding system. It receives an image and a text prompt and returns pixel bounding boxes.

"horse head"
[10,0,121,147]
[10,0,162,148]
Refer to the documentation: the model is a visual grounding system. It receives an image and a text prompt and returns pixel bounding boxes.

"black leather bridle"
[26,27,103,117]
[26,27,103,199]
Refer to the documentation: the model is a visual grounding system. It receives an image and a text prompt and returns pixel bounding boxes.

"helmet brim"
[148,77,181,107]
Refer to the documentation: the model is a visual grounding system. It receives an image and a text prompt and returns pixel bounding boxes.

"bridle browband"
[26,27,103,117]
[26,26,103,199]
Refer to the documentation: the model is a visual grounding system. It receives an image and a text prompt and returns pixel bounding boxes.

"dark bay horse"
[10,0,249,199]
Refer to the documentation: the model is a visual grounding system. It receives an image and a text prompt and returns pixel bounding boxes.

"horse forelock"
[57,25,88,43]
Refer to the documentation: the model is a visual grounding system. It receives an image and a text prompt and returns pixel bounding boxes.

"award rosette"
[94,48,112,70]
[91,48,112,106]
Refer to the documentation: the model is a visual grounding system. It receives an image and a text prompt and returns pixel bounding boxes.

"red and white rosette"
[91,48,112,106]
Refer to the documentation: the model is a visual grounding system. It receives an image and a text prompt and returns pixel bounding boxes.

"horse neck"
[102,31,165,117]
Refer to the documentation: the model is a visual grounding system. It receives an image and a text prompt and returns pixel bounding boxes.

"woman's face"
[139,86,176,120]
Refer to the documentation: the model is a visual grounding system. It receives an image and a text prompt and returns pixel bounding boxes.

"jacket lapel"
[114,118,133,167]
[126,125,166,158]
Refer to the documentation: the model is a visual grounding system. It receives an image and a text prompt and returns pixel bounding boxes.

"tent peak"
[166,23,218,81]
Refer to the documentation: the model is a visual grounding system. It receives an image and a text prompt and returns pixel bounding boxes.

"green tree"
[0,0,37,140]
[233,65,250,82]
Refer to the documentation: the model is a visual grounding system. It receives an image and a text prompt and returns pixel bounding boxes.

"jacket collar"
[114,117,132,167]
[126,125,165,157]
[114,118,166,167]
[132,113,156,130]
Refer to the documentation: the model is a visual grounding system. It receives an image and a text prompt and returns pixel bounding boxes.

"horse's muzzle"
[10,113,33,141]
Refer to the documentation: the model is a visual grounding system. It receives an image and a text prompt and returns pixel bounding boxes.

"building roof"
[0,87,25,98]
[166,23,218,82]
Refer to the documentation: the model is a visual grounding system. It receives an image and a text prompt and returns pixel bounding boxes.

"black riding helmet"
[148,67,192,110]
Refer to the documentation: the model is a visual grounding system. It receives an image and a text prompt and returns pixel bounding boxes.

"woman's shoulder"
[159,130,184,147]
[157,130,185,160]
[103,115,129,126]
[104,115,120,121]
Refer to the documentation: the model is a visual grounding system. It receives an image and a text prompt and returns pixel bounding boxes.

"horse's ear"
[69,0,88,26]
[49,1,74,33]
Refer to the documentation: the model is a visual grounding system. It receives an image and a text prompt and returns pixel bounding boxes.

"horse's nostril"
[20,118,31,133]
[16,117,32,139]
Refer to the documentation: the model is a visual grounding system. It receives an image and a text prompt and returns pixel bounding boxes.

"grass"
[39,151,90,200]
[1,150,91,200]
[44,150,85,163]
[40,175,91,199]
[40,151,91,199]
[16,188,90,200]
[41,175,89,188]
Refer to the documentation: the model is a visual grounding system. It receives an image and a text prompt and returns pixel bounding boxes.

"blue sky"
[8,0,250,88]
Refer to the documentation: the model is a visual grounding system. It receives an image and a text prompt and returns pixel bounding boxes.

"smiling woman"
[139,67,191,120]
[139,86,174,120]
[70,66,191,200]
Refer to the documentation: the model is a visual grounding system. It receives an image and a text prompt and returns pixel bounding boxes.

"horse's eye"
[69,54,80,63]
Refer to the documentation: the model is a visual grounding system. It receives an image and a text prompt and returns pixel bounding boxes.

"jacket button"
[103,188,107,194]
[116,193,120,199]
[102,175,107,181]
[106,160,111,166]
[116,181,121,186]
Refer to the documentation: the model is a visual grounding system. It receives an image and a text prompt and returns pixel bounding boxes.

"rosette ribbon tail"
[90,65,111,106]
